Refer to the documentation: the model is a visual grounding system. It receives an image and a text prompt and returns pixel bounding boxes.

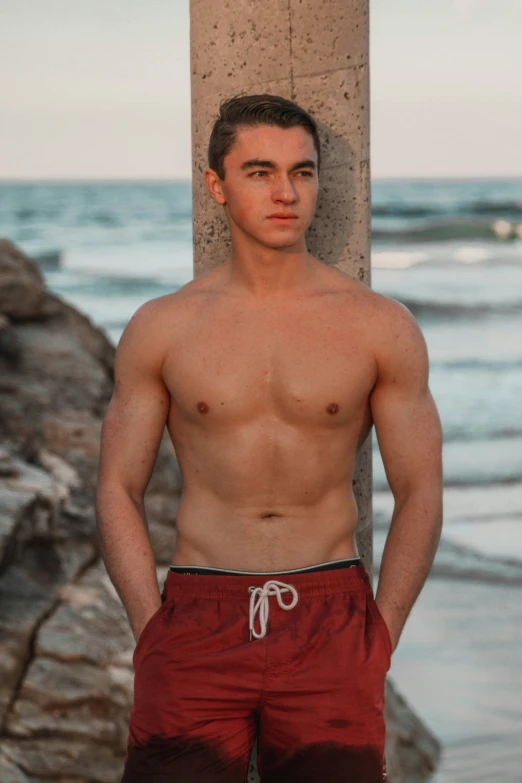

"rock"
[0,241,180,781]
[38,448,81,490]
[0,751,31,783]
[0,485,34,563]
[0,446,19,478]
[0,241,440,781]
[385,680,442,782]
[0,313,21,366]
[0,240,60,320]
[0,242,181,504]
[0,737,123,782]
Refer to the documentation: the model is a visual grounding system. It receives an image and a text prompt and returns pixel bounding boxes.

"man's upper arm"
[369,298,443,504]
[98,299,172,501]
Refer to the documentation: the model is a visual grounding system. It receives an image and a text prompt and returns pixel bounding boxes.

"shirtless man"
[96,94,443,783]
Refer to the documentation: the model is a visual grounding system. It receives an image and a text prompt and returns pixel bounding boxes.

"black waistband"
[169,557,362,577]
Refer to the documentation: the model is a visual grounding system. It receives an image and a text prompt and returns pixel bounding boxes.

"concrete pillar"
[189,0,373,581]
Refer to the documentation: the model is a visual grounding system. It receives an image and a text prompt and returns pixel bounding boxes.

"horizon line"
[1,174,522,185]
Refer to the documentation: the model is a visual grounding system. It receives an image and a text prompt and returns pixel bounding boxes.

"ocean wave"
[373,474,522,493]
[372,218,522,244]
[34,250,62,269]
[432,358,522,370]
[77,211,124,227]
[51,274,170,296]
[371,243,522,268]
[373,205,444,218]
[11,207,62,222]
[372,199,522,219]
[441,475,522,489]
[428,534,522,586]
[399,298,522,317]
[469,199,522,215]
[373,526,522,585]
[432,427,522,444]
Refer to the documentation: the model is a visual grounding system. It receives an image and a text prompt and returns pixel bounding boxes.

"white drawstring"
[248,580,299,640]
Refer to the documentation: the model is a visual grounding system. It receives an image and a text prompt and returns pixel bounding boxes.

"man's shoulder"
[362,290,428,373]
[325,267,413,325]
[331,277,427,368]
[120,272,218,354]
[116,290,184,362]
[127,275,210,330]
[126,290,181,332]
[362,287,415,326]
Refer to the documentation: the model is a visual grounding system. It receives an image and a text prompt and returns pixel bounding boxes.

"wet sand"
[387,577,522,782]
[373,485,522,783]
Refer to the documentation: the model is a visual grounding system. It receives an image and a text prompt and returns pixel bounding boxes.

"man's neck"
[222,245,319,301]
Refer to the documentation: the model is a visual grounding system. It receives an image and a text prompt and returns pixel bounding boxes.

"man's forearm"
[96,486,162,642]
[375,489,443,653]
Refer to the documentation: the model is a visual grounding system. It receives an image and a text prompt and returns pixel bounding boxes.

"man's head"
[205,94,321,251]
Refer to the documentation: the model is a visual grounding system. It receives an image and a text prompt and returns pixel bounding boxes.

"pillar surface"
[189,0,372,575]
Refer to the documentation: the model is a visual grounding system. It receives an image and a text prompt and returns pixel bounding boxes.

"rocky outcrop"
[0,239,440,782]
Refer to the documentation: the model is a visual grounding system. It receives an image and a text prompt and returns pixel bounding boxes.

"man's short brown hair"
[208,94,321,180]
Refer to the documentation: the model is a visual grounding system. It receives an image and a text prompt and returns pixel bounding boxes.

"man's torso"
[156,260,381,570]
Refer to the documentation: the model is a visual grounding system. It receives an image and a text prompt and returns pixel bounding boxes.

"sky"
[0,0,521,181]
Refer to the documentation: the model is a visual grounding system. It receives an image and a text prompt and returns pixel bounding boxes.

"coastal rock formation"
[0,239,441,782]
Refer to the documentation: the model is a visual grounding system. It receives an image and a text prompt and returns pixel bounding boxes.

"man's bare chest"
[163,299,377,430]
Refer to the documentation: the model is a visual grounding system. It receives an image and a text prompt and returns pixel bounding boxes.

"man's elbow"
[96,476,145,522]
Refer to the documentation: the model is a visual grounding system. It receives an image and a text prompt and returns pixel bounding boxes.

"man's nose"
[272,175,297,202]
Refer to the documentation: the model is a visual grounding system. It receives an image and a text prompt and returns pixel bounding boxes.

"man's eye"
[296,171,313,177]
[250,171,268,177]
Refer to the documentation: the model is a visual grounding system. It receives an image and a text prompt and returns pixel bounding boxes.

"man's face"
[207,124,319,250]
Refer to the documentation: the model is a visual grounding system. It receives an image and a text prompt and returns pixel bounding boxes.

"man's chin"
[257,233,304,251]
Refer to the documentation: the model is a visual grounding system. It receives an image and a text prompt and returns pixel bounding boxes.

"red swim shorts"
[121,557,392,782]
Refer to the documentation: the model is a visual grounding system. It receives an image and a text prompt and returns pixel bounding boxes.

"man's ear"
[204,168,226,206]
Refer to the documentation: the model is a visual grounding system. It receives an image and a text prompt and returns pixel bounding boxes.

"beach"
[374,485,522,782]
[385,575,522,781]
[1,177,521,781]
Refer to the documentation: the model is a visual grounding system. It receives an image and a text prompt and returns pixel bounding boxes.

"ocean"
[1,179,521,781]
